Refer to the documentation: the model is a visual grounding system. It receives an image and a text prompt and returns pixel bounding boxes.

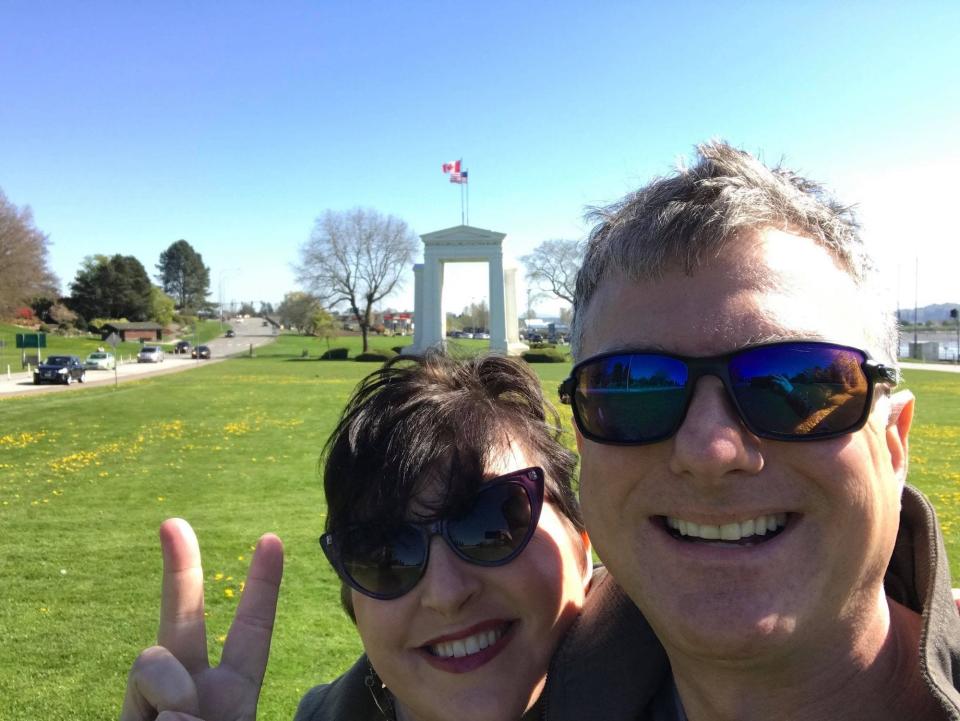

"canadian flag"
[442,159,461,174]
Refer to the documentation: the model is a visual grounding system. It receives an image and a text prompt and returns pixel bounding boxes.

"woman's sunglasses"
[559,341,899,445]
[320,467,544,600]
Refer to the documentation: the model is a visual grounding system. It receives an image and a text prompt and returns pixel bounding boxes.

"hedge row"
[521,349,568,363]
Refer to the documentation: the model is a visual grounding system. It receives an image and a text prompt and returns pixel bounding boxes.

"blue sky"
[2,1,958,317]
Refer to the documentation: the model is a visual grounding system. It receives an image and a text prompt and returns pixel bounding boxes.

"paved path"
[0,318,278,397]
[900,361,960,374]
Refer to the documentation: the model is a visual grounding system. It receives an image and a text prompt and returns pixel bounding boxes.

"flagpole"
[466,170,470,225]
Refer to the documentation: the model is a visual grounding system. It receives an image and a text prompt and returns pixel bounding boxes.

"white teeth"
[719,523,740,541]
[666,513,788,542]
[429,626,505,658]
[698,524,720,540]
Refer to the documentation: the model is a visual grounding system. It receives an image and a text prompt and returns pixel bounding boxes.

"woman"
[120,351,592,721]
[297,351,592,721]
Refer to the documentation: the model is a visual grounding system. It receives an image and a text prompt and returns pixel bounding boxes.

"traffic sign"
[15,333,46,349]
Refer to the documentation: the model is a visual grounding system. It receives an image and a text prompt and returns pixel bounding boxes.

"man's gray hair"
[570,141,898,364]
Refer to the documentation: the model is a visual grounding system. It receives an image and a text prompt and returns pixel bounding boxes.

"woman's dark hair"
[322,349,582,618]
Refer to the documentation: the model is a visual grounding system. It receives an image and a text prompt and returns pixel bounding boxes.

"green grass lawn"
[0,340,956,720]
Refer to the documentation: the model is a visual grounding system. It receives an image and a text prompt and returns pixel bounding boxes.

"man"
[546,142,960,720]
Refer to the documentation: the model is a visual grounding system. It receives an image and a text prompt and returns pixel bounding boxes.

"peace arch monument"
[404,225,528,356]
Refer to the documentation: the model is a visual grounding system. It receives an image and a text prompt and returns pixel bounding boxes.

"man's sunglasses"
[320,467,544,600]
[559,341,898,445]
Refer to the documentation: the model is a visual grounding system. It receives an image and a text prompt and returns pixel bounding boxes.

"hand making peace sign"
[120,519,284,721]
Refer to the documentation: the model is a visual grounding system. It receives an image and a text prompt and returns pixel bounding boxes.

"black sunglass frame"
[320,466,545,600]
[558,341,899,446]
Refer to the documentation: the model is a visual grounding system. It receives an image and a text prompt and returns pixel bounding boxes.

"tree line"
[1,188,214,330]
[4,181,583,346]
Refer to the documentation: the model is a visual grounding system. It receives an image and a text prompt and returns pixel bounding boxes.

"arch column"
[403,224,528,357]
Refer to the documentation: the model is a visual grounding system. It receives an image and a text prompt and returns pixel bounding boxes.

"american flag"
[449,170,468,184]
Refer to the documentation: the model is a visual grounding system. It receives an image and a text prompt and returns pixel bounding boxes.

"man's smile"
[659,513,794,546]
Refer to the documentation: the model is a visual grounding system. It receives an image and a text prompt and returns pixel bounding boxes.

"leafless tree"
[0,189,59,317]
[520,238,584,306]
[296,208,418,352]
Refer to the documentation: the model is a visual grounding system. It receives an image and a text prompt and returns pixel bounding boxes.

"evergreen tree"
[156,239,210,310]
[69,254,152,321]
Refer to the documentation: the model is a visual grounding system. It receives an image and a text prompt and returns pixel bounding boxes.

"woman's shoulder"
[294,655,390,721]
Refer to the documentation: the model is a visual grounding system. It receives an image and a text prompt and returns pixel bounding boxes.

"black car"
[191,345,212,359]
[173,340,192,354]
[34,355,86,385]
[225,329,236,338]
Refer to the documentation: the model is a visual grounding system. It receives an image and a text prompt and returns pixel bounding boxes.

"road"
[0,318,278,397]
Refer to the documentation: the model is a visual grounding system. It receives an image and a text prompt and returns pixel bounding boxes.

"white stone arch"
[405,225,528,356]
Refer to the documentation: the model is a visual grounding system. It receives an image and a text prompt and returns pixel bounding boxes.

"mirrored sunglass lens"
[575,354,689,442]
[730,344,869,436]
[448,482,532,563]
[341,525,426,597]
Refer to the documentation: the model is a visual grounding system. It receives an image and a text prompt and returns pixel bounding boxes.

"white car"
[137,346,165,363]
[84,351,116,370]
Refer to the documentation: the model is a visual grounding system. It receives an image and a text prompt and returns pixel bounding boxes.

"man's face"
[576,229,913,662]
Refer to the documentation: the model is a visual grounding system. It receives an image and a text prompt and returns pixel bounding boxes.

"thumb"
[120,646,200,721]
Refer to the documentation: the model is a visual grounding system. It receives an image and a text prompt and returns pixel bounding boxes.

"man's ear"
[579,530,593,590]
[886,389,915,487]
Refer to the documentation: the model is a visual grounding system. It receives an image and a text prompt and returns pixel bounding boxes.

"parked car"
[225,329,236,338]
[474,332,491,340]
[138,346,165,363]
[34,355,86,385]
[84,351,116,370]
[191,345,212,359]
[173,340,192,354]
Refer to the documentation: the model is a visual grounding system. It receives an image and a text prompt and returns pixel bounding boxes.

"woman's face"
[351,442,589,721]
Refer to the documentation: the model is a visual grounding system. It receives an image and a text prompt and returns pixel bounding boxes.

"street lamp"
[219,267,240,330]
[951,308,959,364]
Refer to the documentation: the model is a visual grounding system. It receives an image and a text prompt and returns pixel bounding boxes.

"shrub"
[527,341,557,350]
[38,323,52,334]
[521,349,568,363]
[355,350,397,362]
[320,347,349,360]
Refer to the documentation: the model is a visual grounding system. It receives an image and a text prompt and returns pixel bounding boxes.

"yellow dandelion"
[214,572,224,581]
[224,588,235,599]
